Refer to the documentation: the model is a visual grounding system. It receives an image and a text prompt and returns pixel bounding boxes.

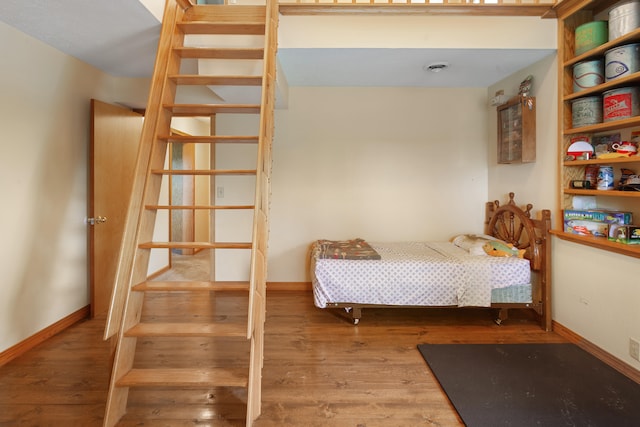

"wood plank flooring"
[0,291,566,426]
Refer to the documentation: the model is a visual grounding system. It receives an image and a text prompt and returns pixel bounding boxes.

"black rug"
[418,343,640,427]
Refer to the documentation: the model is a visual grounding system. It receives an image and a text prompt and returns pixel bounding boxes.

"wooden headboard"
[484,192,552,331]
[484,192,551,270]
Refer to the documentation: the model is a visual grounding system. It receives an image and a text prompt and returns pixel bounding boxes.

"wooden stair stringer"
[103,1,277,426]
[104,0,184,343]
[246,0,279,423]
[104,2,187,426]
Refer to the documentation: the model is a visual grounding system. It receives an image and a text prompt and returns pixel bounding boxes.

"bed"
[310,193,552,331]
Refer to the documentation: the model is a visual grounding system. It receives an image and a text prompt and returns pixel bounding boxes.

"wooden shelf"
[559,5,640,258]
[551,230,640,259]
[563,156,640,166]
[563,116,640,136]
[563,28,640,68]
[563,188,640,198]
[563,71,640,102]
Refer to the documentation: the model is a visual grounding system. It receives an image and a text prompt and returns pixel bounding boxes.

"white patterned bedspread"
[311,241,531,308]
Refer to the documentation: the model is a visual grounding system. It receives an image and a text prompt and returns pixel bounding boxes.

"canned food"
[603,87,640,122]
[573,59,604,92]
[597,165,614,190]
[609,1,640,40]
[605,43,640,81]
[571,96,603,127]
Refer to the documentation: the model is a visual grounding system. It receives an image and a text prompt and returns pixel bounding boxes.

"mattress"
[311,241,531,308]
[491,284,533,304]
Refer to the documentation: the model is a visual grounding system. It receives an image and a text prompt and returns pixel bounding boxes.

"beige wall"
[212,87,489,286]
[278,15,556,49]
[488,55,640,371]
[487,55,559,212]
[4,7,637,374]
[0,21,147,351]
[171,117,212,246]
[0,21,201,352]
[553,239,640,370]
[213,86,488,283]
[268,86,489,282]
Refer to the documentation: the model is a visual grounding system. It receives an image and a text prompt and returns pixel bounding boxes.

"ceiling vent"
[424,62,450,73]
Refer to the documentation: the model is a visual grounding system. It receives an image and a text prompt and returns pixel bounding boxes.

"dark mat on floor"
[417,343,640,427]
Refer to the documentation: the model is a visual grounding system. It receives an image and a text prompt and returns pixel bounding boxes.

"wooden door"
[89,100,143,317]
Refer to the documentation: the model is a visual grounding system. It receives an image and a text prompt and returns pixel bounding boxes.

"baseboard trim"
[267,281,311,292]
[553,320,640,384]
[0,305,90,367]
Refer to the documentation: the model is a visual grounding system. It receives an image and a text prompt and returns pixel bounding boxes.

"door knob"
[87,216,107,225]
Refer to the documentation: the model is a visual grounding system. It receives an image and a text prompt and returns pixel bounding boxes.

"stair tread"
[159,135,259,143]
[173,47,264,60]
[134,281,250,292]
[145,204,254,210]
[151,169,256,175]
[165,104,260,115]
[139,242,252,249]
[126,322,247,337]
[178,21,265,35]
[117,368,248,388]
[170,75,263,86]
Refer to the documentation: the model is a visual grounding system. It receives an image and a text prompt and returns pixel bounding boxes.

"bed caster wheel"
[494,318,502,326]
[353,319,360,325]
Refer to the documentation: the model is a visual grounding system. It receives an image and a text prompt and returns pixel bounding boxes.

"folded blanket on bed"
[315,238,381,260]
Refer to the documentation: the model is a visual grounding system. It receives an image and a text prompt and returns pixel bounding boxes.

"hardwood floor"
[0,291,566,426]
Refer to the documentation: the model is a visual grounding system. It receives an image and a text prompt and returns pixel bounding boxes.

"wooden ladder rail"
[103,0,277,425]
[103,4,185,426]
[104,0,185,344]
[247,0,278,421]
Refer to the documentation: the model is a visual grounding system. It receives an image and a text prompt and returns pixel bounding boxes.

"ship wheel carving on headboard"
[485,192,541,265]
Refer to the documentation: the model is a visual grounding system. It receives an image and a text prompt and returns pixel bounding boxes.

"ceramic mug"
[612,143,637,153]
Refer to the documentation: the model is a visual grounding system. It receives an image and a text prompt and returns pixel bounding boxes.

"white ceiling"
[1,0,161,78]
[278,48,554,88]
[0,0,555,88]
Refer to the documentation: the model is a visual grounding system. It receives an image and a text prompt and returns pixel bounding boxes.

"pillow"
[451,234,502,256]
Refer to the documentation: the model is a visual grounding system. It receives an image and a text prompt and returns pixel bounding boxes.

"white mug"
[612,143,637,153]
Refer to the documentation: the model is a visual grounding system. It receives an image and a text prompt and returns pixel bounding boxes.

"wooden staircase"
[103,1,277,425]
